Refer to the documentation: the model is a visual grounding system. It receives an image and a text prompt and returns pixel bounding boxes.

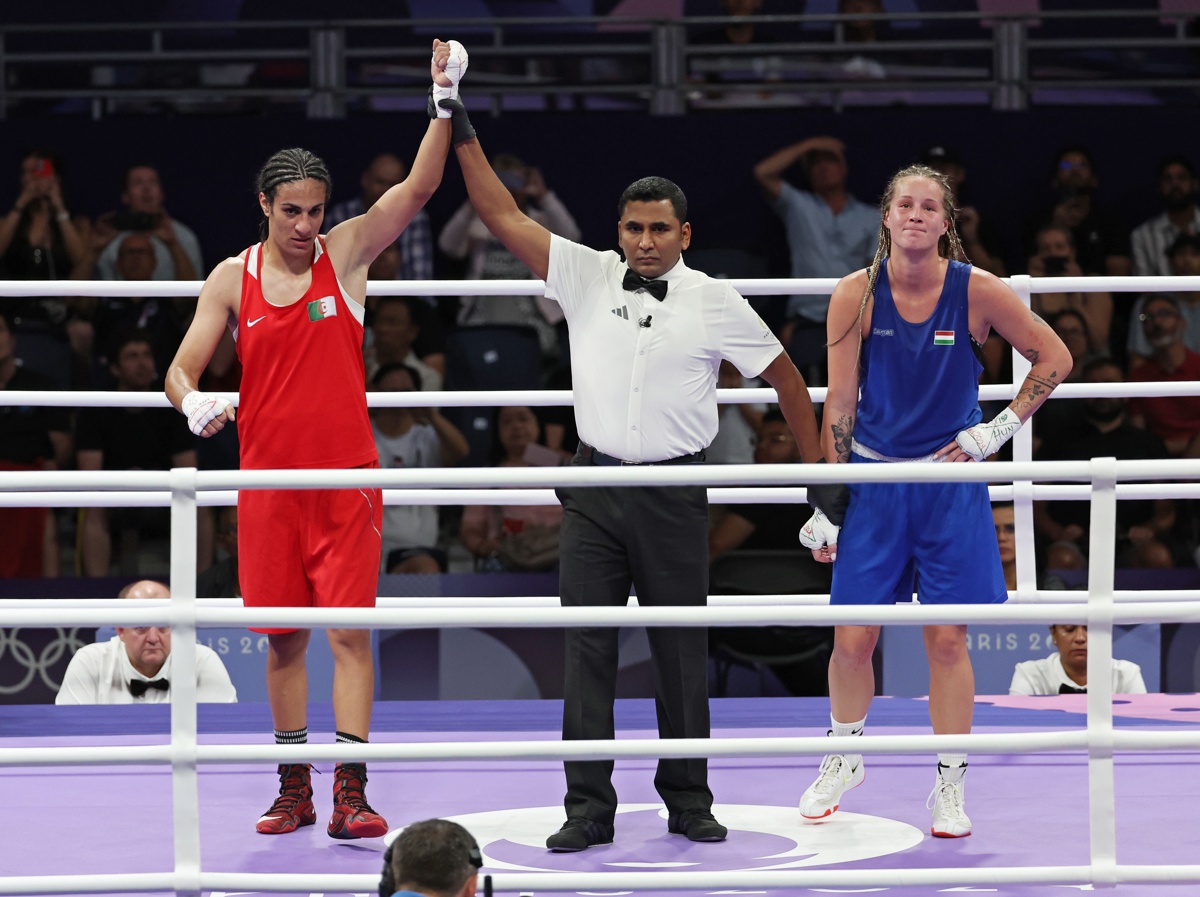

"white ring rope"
[3,276,1199,895]
[2,273,1199,298]
[4,379,1200,410]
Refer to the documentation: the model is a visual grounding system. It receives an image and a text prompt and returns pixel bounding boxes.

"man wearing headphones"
[380,818,482,897]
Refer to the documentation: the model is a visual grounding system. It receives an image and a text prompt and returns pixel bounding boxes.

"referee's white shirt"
[55,636,238,705]
[1008,652,1147,696]
[545,235,782,463]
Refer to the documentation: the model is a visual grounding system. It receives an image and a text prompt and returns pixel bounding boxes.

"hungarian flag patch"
[307,295,338,321]
[933,330,955,346]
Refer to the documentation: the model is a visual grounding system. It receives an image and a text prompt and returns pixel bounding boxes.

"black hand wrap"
[437,95,477,145]
[807,459,850,527]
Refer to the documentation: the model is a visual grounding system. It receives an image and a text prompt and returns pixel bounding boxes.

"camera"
[1042,256,1069,275]
[110,210,160,232]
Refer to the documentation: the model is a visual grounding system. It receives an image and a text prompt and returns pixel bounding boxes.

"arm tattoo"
[1013,370,1062,416]
[831,414,855,463]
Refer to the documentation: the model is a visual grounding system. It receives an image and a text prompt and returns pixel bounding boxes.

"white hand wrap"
[799,508,841,552]
[432,40,469,114]
[181,390,227,436]
[445,40,469,88]
[955,406,1021,462]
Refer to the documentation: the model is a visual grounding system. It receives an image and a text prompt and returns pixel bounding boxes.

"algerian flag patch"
[307,295,338,321]
[933,330,954,346]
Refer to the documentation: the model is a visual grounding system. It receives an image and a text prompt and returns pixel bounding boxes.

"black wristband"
[807,459,850,527]
[439,96,476,145]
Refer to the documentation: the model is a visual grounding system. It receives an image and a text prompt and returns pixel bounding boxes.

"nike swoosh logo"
[247,315,267,327]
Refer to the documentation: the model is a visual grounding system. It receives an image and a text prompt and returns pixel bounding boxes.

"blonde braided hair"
[829,164,969,351]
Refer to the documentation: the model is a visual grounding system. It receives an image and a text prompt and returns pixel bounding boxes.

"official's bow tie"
[622,269,668,301]
[1058,682,1087,694]
[130,678,169,697]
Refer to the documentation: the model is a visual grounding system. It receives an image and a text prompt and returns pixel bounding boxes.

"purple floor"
[3,695,1199,896]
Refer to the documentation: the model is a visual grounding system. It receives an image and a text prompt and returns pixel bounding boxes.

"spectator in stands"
[1128,294,1200,458]
[689,0,795,96]
[364,296,443,390]
[1034,358,1176,569]
[0,148,92,283]
[94,164,203,282]
[371,363,469,573]
[706,360,766,465]
[1009,624,1146,696]
[1027,223,1112,356]
[76,329,210,576]
[1127,232,1200,367]
[459,406,565,573]
[379,818,482,897]
[0,307,70,577]
[90,232,188,388]
[1030,309,1095,456]
[1026,146,1131,278]
[1130,155,1199,277]
[326,152,434,284]
[992,501,1071,594]
[327,153,446,377]
[709,409,817,562]
[197,506,240,599]
[753,135,879,384]
[1025,147,1131,359]
[692,0,772,48]
[56,579,238,704]
[439,154,581,368]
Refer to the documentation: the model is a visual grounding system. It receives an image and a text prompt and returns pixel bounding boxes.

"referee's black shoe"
[667,808,728,842]
[546,816,615,851]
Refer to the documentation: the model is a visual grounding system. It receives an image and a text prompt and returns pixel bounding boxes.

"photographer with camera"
[93,164,203,282]
[1027,223,1112,359]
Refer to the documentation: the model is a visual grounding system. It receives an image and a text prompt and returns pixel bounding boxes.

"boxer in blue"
[798,163,1072,838]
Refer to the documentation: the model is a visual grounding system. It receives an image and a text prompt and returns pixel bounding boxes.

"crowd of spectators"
[0,137,1196,590]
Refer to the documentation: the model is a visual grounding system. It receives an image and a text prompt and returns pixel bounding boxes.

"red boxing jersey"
[235,238,377,470]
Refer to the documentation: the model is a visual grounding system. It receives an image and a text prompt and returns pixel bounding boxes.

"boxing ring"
[2,275,1200,896]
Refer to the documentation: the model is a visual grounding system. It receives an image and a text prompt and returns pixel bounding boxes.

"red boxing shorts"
[239,461,382,634]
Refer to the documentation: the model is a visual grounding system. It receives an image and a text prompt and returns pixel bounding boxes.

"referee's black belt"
[579,443,706,466]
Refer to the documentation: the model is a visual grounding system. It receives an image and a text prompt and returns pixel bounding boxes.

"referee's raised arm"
[443,101,553,281]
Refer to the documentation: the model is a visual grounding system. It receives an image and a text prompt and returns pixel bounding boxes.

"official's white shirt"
[1009,653,1147,696]
[55,637,238,705]
[545,235,782,462]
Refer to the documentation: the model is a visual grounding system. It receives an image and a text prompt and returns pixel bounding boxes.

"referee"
[435,94,823,852]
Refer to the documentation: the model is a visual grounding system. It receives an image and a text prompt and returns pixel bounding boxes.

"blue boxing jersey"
[854,258,983,458]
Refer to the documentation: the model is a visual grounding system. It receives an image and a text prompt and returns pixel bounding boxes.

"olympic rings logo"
[0,627,89,695]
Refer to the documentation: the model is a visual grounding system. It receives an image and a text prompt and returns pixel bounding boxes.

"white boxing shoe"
[800,754,865,821]
[928,763,972,838]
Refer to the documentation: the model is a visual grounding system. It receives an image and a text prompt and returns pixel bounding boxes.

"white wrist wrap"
[181,390,224,436]
[431,83,455,117]
[955,406,1021,461]
[799,508,841,551]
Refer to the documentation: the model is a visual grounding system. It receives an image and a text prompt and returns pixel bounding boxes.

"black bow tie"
[130,678,169,697]
[622,269,668,301]
[1058,682,1087,694]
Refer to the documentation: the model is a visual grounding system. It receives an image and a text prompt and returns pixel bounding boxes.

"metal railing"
[0,8,1197,119]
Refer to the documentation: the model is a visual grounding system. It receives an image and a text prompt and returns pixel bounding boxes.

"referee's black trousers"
[556,460,714,825]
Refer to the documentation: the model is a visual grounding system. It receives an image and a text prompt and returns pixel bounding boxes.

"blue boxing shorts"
[830,452,1007,606]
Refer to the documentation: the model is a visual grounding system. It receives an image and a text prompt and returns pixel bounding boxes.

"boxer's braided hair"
[255,148,332,241]
[828,164,968,367]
